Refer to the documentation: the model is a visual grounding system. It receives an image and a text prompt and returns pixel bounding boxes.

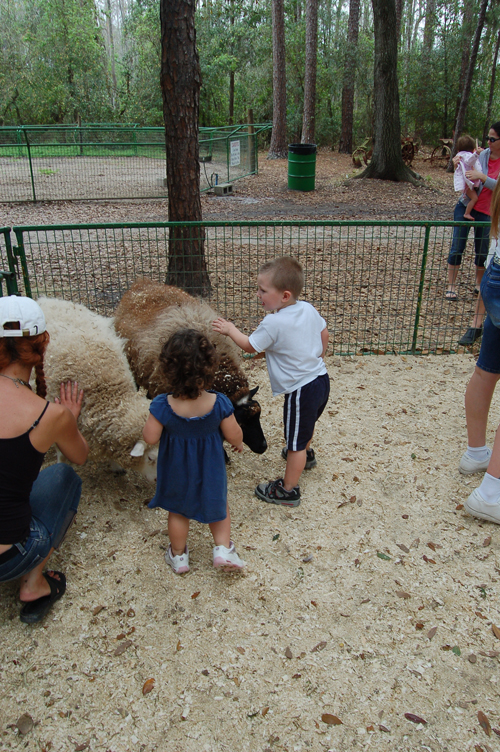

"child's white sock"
[466,445,491,463]
[478,472,500,505]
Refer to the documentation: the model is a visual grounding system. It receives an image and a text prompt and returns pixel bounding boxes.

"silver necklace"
[0,373,31,389]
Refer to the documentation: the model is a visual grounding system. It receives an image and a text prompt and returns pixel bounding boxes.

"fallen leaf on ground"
[16,714,33,735]
[478,710,491,736]
[311,641,327,652]
[427,626,437,640]
[404,712,427,724]
[113,640,132,657]
[321,713,342,725]
[142,678,155,695]
[285,647,293,659]
[491,625,500,640]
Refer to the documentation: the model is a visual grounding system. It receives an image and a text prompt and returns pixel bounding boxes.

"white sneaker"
[459,449,492,475]
[213,541,246,571]
[165,545,190,574]
[464,488,500,524]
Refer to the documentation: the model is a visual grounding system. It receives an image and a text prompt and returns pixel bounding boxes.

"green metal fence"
[0,124,270,202]
[0,220,487,355]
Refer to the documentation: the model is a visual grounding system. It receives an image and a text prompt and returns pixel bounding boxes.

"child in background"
[213,256,329,508]
[143,329,246,573]
[454,135,482,220]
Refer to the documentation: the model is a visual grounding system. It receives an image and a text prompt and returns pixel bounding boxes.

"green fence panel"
[0,124,270,202]
[8,220,486,355]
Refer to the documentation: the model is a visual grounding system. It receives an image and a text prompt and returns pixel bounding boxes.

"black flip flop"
[445,290,458,302]
[20,571,66,624]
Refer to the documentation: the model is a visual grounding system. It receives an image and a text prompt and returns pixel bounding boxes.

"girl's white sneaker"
[165,544,190,574]
[213,541,246,571]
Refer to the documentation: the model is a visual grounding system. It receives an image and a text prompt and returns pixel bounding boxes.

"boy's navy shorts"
[283,373,330,451]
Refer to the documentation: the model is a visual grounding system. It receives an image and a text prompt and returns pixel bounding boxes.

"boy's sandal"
[20,571,66,624]
[445,290,458,301]
[473,286,480,296]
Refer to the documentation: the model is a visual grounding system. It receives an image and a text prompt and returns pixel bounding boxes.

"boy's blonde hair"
[491,179,500,239]
[456,134,475,153]
[259,256,304,299]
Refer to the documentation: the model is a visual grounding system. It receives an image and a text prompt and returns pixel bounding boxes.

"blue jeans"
[447,201,491,267]
[0,464,82,583]
[477,259,500,374]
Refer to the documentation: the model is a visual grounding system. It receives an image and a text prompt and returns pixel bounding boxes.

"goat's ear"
[130,440,146,457]
[249,386,259,399]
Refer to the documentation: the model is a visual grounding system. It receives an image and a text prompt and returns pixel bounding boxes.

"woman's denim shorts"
[477,258,500,374]
[0,463,81,583]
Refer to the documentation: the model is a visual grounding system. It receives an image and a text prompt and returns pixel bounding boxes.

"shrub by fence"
[0,220,485,356]
[0,124,270,202]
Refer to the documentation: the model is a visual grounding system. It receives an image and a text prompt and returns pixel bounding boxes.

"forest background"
[1,0,500,150]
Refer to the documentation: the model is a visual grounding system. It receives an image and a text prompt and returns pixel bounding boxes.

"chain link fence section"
[1,220,486,355]
[0,124,269,202]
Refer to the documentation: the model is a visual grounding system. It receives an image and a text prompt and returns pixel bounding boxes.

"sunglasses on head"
[488,136,500,143]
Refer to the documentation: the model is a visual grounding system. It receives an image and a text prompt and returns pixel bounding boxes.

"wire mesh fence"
[0,220,486,355]
[0,124,269,201]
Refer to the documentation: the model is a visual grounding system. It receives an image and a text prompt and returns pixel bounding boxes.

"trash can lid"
[288,143,317,155]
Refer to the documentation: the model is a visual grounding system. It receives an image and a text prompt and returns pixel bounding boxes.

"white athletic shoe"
[459,449,492,475]
[165,545,190,574]
[465,487,500,524]
[213,541,246,571]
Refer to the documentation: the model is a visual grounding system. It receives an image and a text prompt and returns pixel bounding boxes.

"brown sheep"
[114,278,267,454]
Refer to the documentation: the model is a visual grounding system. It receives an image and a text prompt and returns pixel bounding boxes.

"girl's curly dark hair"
[159,328,219,400]
[0,327,50,398]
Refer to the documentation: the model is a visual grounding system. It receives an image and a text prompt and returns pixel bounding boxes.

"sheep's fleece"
[114,278,247,401]
[38,297,157,479]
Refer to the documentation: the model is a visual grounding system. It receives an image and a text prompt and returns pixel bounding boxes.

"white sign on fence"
[230,140,241,167]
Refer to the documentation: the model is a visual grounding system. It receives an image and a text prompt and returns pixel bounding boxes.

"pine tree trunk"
[482,29,500,146]
[268,0,288,158]
[414,0,435,140]
[358,0,419,183]
[448,0,489,171]
[301,0,318,144]
[160,0,210,296]
[338,0,360,153]
[454,0,474,123]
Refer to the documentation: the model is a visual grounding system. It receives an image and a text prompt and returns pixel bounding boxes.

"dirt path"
[0,151,456,227]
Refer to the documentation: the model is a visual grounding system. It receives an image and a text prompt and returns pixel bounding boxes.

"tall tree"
[268,0,288,158]
[482,28,500,145]
[301,0,318,144]
[414,0,436,140]
[160,0,210,295]
[448,0,489,170]
[358,0,419,182]
[338,0,361,153]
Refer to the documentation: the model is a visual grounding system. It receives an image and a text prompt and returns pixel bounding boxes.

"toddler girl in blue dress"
[143,328,246,573]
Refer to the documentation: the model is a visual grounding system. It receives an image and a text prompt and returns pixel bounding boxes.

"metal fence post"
[12,229,32,298]
[411,224,431,354]
[22,128,37,203]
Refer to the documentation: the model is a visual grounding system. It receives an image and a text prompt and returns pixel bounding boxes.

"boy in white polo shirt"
[213,256,329,507]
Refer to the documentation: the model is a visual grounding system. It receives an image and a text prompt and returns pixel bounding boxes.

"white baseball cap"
[0,296,46,337]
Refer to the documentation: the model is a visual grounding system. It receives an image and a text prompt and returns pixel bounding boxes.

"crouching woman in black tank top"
[0,296,88,623]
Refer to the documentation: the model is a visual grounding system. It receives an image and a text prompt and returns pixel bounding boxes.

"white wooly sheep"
[37,297,158,480]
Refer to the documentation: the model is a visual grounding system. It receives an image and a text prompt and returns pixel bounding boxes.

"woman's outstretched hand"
[55,381,84,420]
